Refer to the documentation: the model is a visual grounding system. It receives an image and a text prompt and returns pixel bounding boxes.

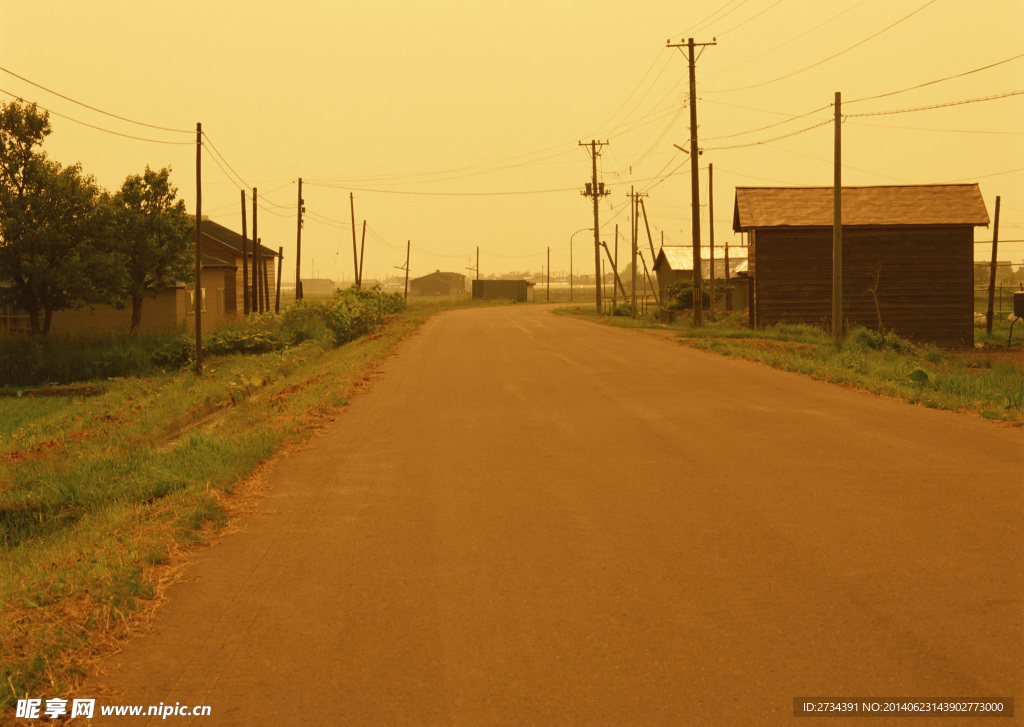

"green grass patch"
[560,307,1024,424]
[0,292,466,714]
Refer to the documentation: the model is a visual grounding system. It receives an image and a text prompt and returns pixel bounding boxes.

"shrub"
[846,327,913,354]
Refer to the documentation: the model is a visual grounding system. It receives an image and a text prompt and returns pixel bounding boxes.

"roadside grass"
[556,306,1024,424]
[0,294,473,715]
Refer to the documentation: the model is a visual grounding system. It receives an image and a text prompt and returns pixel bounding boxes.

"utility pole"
[251,187,259,309]
[639,198,657,265]
[350,193,360,289]
[404,241,410,299]
[240,190,249,315]
[709,163,716,319]
[295,179,303,301]
[195,122,203,375]
[833,92,843,345]
[547,246,550,302]
[359,220,367,288]
[986,196,1002,335]
[631,187,638,318]
[725,235,732,311]
[667,36,715,326]
[476,246,479,281]
[613,225,619,307]
[276,247,283,313]
[580,140,610,314]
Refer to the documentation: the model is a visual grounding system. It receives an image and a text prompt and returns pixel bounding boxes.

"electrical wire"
[706,0,938,93]
[0,65,193,134]
[0,87,193,145]
[703,119,832,150]
[846,52,1024,105]
[845,89,1024,117]
[714,0,786,38]
[304,182,580,197]
[704,0,873,79]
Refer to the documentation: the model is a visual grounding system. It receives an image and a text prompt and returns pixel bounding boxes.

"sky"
[1,0,1022,284]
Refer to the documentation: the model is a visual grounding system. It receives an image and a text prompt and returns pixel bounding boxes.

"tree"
[0,100,115,334]
[109,166,193,333]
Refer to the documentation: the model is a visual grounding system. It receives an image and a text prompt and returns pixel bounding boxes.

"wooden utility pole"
[404,241,410,299]
[262,239,270,311]
[295,179,303,301]
[546,246,550,302]
[240,190,249,315]
[600,243,629,298]
[276,247,283,313]
[359,220,367,288]
[725,236,732,311]
[709,163,716,319]
[613,224,619,306]
[195,122,203,375]
[667,37,715,325]
[476,246,480,280]
[833,92,843,345]
[580,140,609,314]
[986,196,1002,335]
[631,187,638,318]
[639,198,657,265]
[252,187,260,311]
[350,193,360,289]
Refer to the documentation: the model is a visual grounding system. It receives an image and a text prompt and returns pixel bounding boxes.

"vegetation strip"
[556,307,1024,425]
[0,294,487,715]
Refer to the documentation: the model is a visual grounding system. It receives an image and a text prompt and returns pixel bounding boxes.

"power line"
[701,103,832,141]
[0,65,193,134]
[714,0,786,37]
[0,87,193,145]
[706,0,939,93]
[303,182,580,197]
[703,119,832,150]
[705,0,873,79]
[845,89,1024,117]
[846,52,1024,105]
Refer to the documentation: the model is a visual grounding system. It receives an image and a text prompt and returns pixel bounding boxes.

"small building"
[733,184,989,348]
[300,279,337,298]
[653,245,749,309]
[42,217,280,335]
[472,279,535,302]
[409,270,467,297]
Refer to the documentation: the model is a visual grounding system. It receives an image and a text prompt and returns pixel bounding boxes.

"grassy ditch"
[0,292,482,715]
[557,306,1024,424]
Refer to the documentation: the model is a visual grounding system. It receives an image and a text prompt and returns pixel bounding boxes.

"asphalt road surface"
[92,305,1023,726]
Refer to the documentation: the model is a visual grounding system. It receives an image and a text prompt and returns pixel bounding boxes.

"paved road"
[93,305,1022,725]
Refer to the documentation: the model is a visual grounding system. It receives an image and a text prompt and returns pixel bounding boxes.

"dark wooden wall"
[751,225,974,348]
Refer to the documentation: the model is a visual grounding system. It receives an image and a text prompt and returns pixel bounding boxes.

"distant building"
[409,270,467,296]
[733,184,989,348]
[653,246,749,309]
[472,279,535,302]
[24,217,280,335]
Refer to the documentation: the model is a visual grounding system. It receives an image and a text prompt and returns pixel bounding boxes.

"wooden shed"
[409,270,466,297]
[733,184,989,348]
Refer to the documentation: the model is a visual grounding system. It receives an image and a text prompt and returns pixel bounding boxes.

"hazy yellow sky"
[2,0,1022,282]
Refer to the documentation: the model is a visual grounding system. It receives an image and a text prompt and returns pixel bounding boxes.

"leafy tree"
[0,101,115,333]
[109,166,193,333]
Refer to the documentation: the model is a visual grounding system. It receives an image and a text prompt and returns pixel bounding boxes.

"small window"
[186,288,207,314]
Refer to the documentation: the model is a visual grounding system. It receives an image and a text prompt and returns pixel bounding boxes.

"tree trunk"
[42,305,53,335]
[130,294,144,335]
[25,298,42,335]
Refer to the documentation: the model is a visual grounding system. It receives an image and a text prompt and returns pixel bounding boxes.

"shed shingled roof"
[194,216,278,257]
[732,184,989,232]
[653,245,748,274]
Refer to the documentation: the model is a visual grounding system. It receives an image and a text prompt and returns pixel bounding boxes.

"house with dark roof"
[653,245,749,309]
[39,217,279,335]
[409,270,466,297]
[733,184,989,348]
